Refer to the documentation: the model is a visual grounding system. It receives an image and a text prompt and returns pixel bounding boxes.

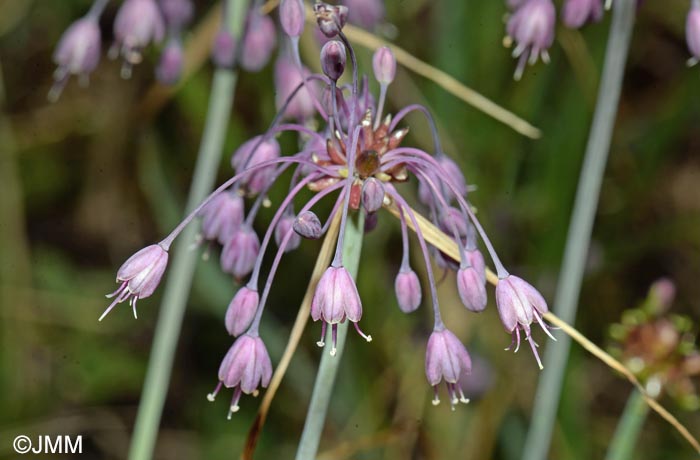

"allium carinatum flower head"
[425,328,472,409]
[101,244,169,321]
[208,334,272,419]
[506,0,556,80]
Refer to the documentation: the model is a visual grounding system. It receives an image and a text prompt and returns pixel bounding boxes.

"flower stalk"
[126,1,248,459]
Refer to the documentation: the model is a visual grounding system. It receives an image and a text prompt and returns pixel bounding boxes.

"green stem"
[604,390,650,460]
[522,1,636,459]
[127,2,248,459]
[295,212,365,460]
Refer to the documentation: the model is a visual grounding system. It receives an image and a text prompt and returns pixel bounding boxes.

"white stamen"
[207,393,216,402]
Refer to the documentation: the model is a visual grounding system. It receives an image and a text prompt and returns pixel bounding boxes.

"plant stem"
[295,211,365,460]
[522,1,636,459]
[604,390,650,460]
[127,2,247,459]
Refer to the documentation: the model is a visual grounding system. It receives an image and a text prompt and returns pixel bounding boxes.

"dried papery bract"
[314,2,349,38]
[562,0,604,29]
[687,0,700,66]
[110,0,166,79]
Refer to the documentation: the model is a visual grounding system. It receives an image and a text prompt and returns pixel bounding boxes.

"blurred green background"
[1,0,699,459]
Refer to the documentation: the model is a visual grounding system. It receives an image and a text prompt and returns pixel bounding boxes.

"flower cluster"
[99,1,554,416]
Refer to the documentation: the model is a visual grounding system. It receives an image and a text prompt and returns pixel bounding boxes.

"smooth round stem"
[522,1,636,459]
[331,126,362,266]
[127,2,249,459]
[604,390,650,460]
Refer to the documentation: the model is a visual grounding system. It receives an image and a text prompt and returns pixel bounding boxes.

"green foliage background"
[0,0,699,459]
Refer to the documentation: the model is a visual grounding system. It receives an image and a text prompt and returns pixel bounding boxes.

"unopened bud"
[372,46,396,85]
[320,40,346,81]
[314,2,348,38]
[280,0,305,38]
[156,37,184,85]
[362,178,384,214]
[211,30,236,68]
[293,211,323,239]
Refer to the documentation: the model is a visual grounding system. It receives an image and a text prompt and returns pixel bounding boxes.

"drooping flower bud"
[225,287,259,336]
[159,0,194,29]
[562,0,603,29]
[231,136,281,194]
[50,15,102,101]
[240,12,277,72]
[275,213,302,252]
[293,211,323,239]
[156,37,184,85]
[436,154,468,200]
[495,275,555,369]
[311,266,372,355]
[221,226,260,279]
[465,247,486,283]
[425,328,472,408]
[506,0,556,80]
[212,30,236,68]
[457,266,487,312]
[364,211,379,233]
[275,56,318,120]
[438,207,468,238]
[361,177,385,214]
[101,244,169,321]
[199,191,244,245]
[394,268,422,313]
[372,46,396,85]
[320,40,346,81]
[687,0,700,66]
[342,0,385,29]
[111,0,166,78]
[314,2,349,38]
[208,334,272,419]
[280,0,305,38]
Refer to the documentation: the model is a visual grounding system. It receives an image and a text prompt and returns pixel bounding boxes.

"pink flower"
[425,328,472,408]
[506,0,556,80]
[240,12,277,72]
[562,0,603,29]
[220,226,260,279]
[208,334,273,419]
[225,287,259,336]
[199,191,244,245]
[111,0,165,76]
[687,0,700,66]
[394,269,422,313]
[100,244,169,321]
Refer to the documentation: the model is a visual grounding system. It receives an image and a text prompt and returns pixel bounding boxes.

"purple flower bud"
[342,0,385,29]
[156,38,184,85]
[112,0,166,77]
[394,269,421,313]
[231,136,281,194]
[320,40,346,81]
[465,248,486,283]
[506,0,556,80]
[275,56,319,120]
[649,277,676,313]
[208,334,272,418]
[495,275,555,369]
[275,213,302,252]
[50,16,101,100]
[280,0,305,38]
[312,266,371,355]
[688,0,700,65]
[438,207,468,238]
[437,154,468,199]
[372,46,396,85]
[314,2,349,38]
[240,12,277,72]
[293,211,323,239]
[200,191,244,245]
[362,178,385,214]
[101,244,169,321]
[225,287,259,336]
[212,30,236,68]
[364,211,379,233]
[159,0,194,29]
[221,226,260,279]
[457,267,487,312]
[425,328,472,408]
[562,0,603,29]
